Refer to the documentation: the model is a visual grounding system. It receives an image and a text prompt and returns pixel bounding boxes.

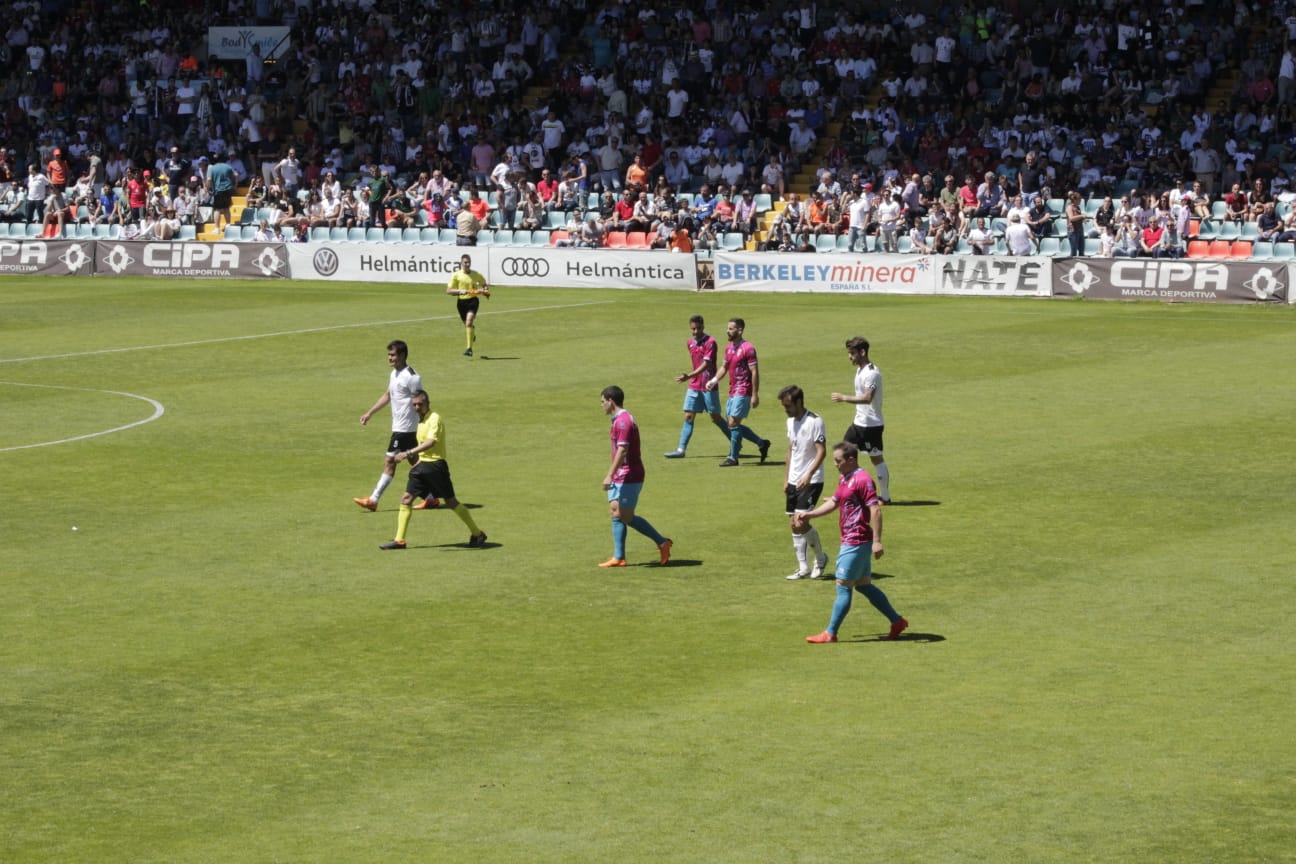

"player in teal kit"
[793,441,909,643]
[664,315,731,458]
[600,385,673,568]
[706,317,772,467]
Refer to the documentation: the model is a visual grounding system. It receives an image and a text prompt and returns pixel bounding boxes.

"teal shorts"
[607,482,643,509]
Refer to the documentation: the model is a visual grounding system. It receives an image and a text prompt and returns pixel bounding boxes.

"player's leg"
[706,391,731,441]
[735,422,770,461]
[395,491,415,543]
[667,397,698,457]
[807,545,866,642]
[621,502,671,565]
[380,472,423,549]
[853,554,908,638]
[359,433,413,509]
[431,464,486,544]
[787,484,811,579]
[721,396,748,464]
[602,487,629,565]
[865,427,890,502]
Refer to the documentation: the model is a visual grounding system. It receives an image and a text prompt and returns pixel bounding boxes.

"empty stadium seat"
[548,230,569,246]
[1228,240,1253,258]
[604,231,628,248]
[1207,240,1232,257]
[1186,240,1211,258]
[1249,241,1273,260]
[625,232,649,248]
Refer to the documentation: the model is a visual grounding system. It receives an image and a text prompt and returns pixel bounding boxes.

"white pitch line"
[0,382,165,451]
[0,300,614,365]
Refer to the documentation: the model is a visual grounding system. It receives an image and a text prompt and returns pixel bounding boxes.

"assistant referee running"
[446,253,490,357]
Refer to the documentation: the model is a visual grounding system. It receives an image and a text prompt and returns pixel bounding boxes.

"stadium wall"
[2,240,1291,304]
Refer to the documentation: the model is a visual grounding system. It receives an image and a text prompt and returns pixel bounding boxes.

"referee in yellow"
[446,253,490,357]
[379,389,487,550]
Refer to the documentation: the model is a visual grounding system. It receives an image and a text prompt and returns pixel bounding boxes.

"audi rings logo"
[501,257,549,278]
[312,247,340,277]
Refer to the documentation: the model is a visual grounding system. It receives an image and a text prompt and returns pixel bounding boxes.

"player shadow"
[477,355,520,360]
[637,558,703,568]
[884,500,940,507]
[415,502,484,510]
[415,540,499,550]
[842,631,946,644]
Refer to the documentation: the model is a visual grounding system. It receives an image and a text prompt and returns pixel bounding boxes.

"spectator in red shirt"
[536,169,559,210]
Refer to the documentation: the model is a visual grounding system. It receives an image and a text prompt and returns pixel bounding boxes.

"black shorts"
[785,482,824,515]
[456,296,480,322]
[386,431,418,455]
[844,424,884,457]
[405,459,456,500]
[213,189,233,209]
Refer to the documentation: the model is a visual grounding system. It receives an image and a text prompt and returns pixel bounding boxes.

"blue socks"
[828,583,853,635]
[855,582,901,623]
[829,583,902,635]
[677,417,694,451]
[611,517,627,559]
[613,515,665,558]
[629,514,665,546]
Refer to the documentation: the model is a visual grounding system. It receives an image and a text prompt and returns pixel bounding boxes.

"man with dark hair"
[599,385,672,568]
[378,390,487,550]
[707,317,772,467]
[446,254,490,357]
[779,385,829,581]
[354,340,432,511]
[794,441,909,643]
[831,336,891,503]
[664,315,731,459]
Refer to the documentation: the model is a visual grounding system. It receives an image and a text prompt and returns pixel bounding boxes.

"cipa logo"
[143,243,241,269]
[1109,261,1227,293]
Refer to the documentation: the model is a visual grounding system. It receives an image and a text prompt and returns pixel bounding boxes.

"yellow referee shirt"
[416,412,446,462]
[448,269,486,295]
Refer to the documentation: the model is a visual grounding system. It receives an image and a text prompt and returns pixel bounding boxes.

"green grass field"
[2,277,1294,863]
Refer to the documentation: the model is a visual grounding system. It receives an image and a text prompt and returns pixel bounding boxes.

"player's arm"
[707,358,729,391]
[474,271,490,297]
[831,384,875,405]
[603,443,627,490]
[799,440,826,490]
[446,274,464,296]
[675,353,710,384]
[360,390,391,425]
[750,358,760,408]
[397,429,437,462]
[869,500,884,559]
[793,494,839,529]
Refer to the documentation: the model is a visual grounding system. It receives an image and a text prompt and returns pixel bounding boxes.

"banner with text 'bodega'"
[713,252,937,293]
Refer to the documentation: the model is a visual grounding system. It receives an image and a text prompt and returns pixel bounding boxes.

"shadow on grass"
[644,559,703,568]
[843,631,946,644]
[884,500,940,507]
[409,540,500,551]
[477,355,520,360]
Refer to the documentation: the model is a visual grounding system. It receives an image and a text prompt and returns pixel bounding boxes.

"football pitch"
[2,277,1294,863]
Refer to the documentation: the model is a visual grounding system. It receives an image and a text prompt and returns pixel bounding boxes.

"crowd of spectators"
[2,0,1296,256]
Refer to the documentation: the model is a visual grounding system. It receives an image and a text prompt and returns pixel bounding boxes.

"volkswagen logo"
[501,256,549,278]
[313,247,339,277]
